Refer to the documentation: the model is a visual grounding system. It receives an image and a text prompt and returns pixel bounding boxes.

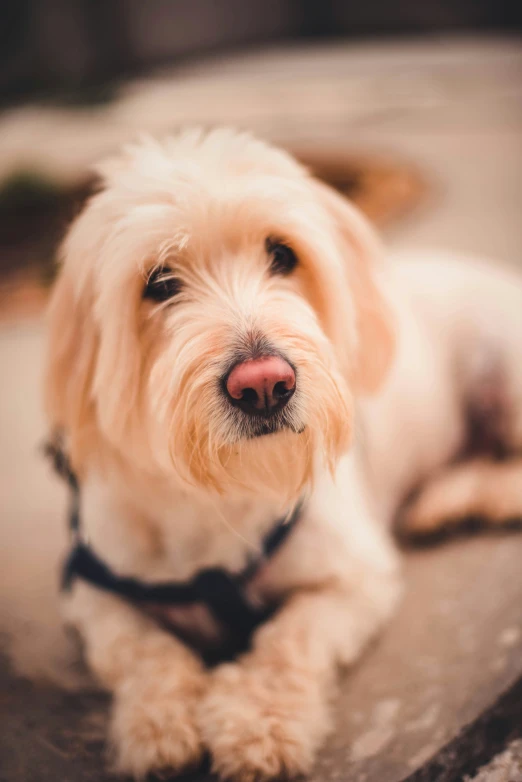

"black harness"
[46,438,302,665]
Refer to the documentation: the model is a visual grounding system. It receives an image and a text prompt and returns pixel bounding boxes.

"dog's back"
[366,250,522,536]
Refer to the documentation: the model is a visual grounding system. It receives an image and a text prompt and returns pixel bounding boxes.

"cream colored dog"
[45,128,522,781]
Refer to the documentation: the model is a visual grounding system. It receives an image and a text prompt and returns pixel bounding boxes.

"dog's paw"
[110,667,207,777]
[198,661,331,781]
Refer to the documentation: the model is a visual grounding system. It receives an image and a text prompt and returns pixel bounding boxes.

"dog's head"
[46,129,394,501]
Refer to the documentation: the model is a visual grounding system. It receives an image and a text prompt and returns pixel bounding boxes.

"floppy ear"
[45,260,98,471]
[312,179,395,394]
[45,193,146,471]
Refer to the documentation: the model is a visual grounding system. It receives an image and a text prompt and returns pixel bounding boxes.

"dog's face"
[46,129,394,501]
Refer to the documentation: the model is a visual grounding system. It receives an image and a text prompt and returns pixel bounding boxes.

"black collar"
[45,436,302,665]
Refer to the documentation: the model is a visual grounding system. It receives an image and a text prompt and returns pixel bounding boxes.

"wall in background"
[2,0,521,105]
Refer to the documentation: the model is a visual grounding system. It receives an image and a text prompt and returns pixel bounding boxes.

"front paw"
[198,661,332,781]
[110,666,207,778]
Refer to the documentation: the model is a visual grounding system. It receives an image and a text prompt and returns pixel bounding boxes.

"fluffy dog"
[45,128,522,780]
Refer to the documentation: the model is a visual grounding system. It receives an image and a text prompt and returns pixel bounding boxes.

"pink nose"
[225,356,296,415]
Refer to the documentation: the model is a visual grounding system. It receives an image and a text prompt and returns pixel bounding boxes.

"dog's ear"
[45,254,98,470]
[46,196,146,470]
[312,179,395,393]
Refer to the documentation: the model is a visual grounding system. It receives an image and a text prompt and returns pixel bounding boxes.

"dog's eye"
[143,268,182,302]
[266,239,298,275]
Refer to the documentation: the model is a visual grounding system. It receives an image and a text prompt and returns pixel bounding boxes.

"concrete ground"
[1,36,522,782]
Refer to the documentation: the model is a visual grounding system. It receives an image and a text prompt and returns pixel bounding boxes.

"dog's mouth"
[250,419,303,439]
[221,397,305,441]
[238,413,305,440]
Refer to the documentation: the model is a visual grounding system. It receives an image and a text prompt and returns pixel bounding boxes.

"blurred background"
[1,3,522,782]
[1,0,521,317]
[2,0,522,105]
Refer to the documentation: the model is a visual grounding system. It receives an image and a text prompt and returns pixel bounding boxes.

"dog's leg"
[399,457,522,540]
[198,551,400,781]
[65,584,208,777]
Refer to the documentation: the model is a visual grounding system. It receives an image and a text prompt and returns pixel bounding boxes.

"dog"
[45,128,522,781]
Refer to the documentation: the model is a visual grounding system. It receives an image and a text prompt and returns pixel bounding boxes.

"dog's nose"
[225,356,296,416]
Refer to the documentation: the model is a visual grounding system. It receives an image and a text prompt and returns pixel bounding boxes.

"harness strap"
[62,508,300,618]
[46,434,302,662]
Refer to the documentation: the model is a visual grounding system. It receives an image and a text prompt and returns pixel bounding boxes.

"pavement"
[1,35,522,782]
